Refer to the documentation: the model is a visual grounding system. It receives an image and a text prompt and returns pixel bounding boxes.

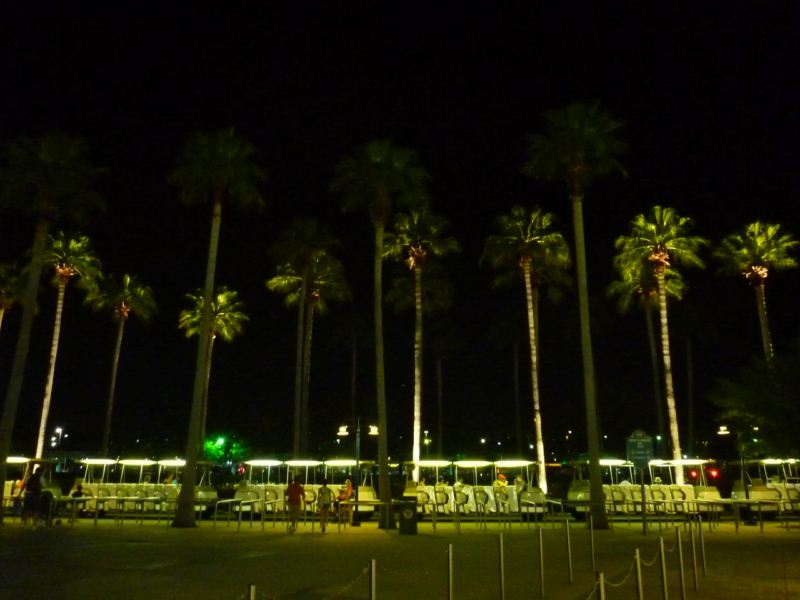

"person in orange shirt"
[285,477,305,533]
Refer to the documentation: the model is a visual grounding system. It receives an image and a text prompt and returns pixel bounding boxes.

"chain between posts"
[321,565,369,599]
[582,578,600,600]
[605,558,636,588]
[640,548,661,567]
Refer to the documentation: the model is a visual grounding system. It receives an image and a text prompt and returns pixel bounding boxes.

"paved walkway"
[0,516,798,599]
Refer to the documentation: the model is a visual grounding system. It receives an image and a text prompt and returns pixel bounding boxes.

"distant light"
[717,426,730,436]
[708,468,719,479]
[656,435,662,441]
[603,435,608,439]
[480,438,486,445]
[368,425,379,436]
[337,425,349,437]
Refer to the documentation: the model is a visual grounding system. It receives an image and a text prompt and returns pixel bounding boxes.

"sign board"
[626,430,654,470]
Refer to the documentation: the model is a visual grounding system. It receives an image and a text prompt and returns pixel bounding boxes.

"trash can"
[397,499,418,534]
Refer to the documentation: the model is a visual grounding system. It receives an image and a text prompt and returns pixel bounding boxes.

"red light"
[708,468,719,479]
[689,470,698,479]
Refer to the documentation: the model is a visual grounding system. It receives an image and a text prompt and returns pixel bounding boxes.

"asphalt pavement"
[0,514,798,599]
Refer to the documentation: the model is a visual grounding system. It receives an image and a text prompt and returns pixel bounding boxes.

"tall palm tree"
[615,206,708,483]
[482,206,570,494]
[35,232,102,458]
[169,127,265,527]
[607,257,685,455]
[0,132,103,520]
[0,262,24,335]
[268,252,350,453]
[330,139,428,528]
[384,209,460,481]
[522,100,626,526]
[714,221,798,361]
[268,218,339,456]
[86,273,156,456]
[179,287,249,444]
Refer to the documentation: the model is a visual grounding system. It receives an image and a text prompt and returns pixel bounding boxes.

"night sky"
[0,6,798,461]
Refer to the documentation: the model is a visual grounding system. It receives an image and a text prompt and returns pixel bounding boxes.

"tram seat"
[304,489,317,517]
[474,489,489,527]
[670,485,698,516]
[416,490,432,514]
[433,488,450,515]
[519,488,547,524]
[748,487,782,512]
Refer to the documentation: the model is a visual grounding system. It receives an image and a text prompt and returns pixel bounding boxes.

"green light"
[216,437,225,446]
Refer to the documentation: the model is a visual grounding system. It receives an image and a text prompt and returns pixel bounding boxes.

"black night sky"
[0,5,798,461]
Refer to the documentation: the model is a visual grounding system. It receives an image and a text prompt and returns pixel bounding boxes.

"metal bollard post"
[698,516,707,576]
[369,559,376,600]
[564,518,573,583]
[589,513,596,572]
[689,520,698,591]
[248,584,256,600]
[538,525,545,599]
[447,544,454,600]
[499,532,505,600]
[635,549,644,600]
[676,528,686,600]
[598,572,606,600]
[659,537,669,600]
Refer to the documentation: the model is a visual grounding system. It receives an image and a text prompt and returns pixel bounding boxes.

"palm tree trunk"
[101,315,127,456]
[0,217,50,524]
[293,273,309,457]
[35,280,68,458]
[201,335,215,445]
[174,196,222,527]
[411,266,423,482]
[512,341,522,456]
[522,260,547,493]
[301,299,316,456]
[656,269,684,484]
[373,224,393,529]
[754,282,774,361]
[570,193,607,527]
[0,308,5,334]
[643,301,665,456]
[436,356,443,456]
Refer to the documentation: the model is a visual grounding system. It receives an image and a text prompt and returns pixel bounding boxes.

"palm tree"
[714,221,798,361]
[607,257,685,455]
[482,206,570,494]
[169,127,265,527]
[522,100,626,526]
[179,287,249,444]
[384,209,459,481]
[330,139,428,528]
[268,218,340,456]
[86,273,156,456]
[615,206,708,483]
[0,262,24,335]
[35,232,102,458]
[268,252,350,453]
[0,132,103,520]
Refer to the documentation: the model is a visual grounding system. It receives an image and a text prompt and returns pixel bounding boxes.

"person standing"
[285,477,305,533]
[21,468,43,527]
[316,479,334,532]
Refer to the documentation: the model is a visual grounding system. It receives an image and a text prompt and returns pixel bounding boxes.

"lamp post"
[718,425,748,499]
[337,418,378,514]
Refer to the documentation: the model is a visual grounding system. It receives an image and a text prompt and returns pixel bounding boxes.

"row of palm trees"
[0,103,796,529]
